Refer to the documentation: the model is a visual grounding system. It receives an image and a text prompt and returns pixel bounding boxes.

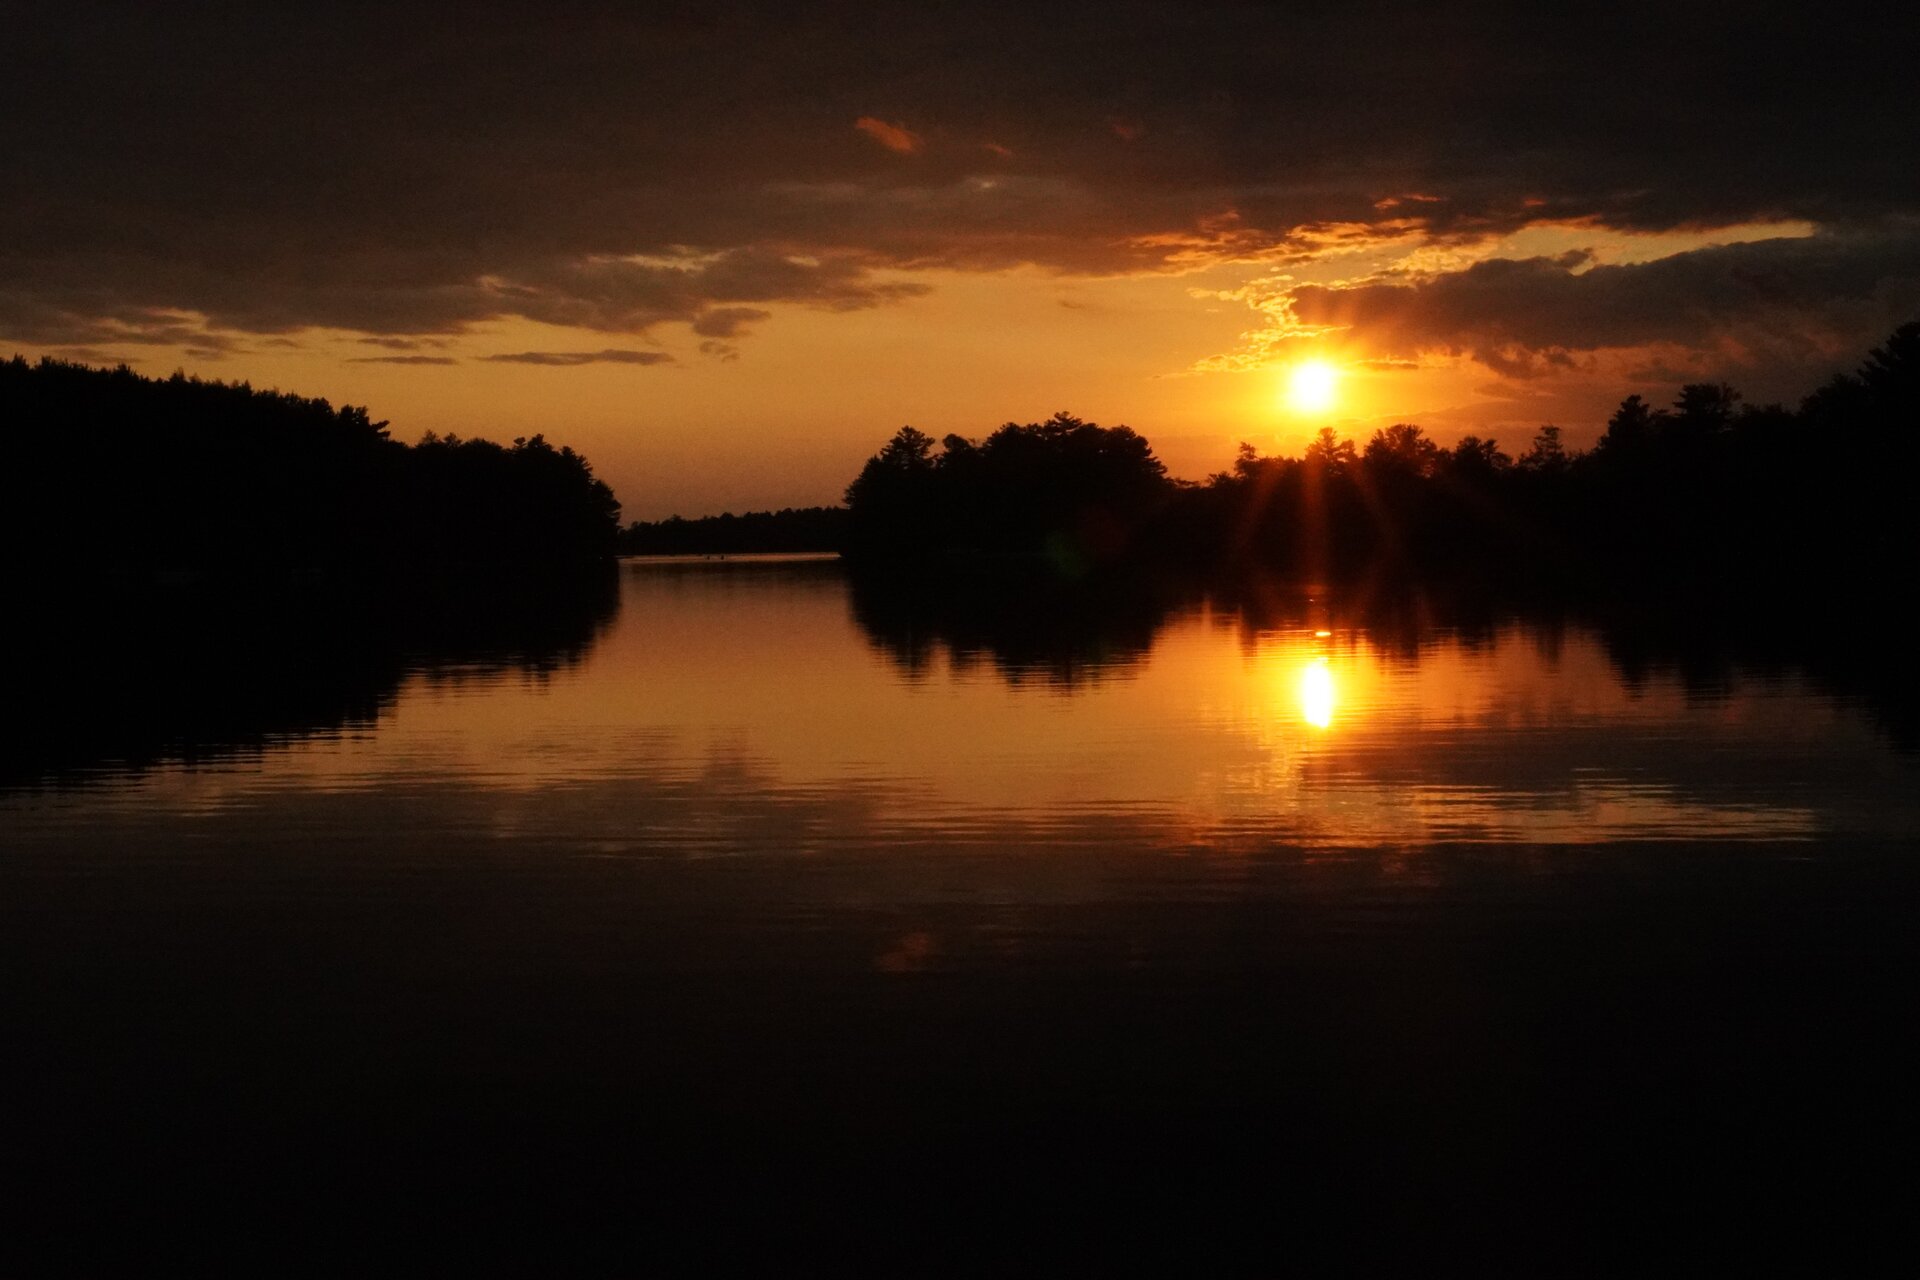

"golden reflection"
[1299,658,1336,729]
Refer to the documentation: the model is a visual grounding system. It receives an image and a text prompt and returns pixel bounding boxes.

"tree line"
[2,357,621,590]
[840,322,1920,593]
[618,507,849,555]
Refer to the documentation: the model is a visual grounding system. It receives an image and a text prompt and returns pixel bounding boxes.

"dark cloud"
[40,347,141,365]
[2,2,1916,350]
[349,355,459,365]
[356,336,448,350]
[480,349,673,367]
[690,307,772,338]
[1283,225,1920,381]
[0,292,242,350]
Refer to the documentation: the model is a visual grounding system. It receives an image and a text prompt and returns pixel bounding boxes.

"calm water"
[5,557,1917,1271]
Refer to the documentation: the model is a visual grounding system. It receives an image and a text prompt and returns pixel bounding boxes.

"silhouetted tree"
[1367,426,1443,475]
[1859,321,1920,429]
[0,357,620,591]
[844,426,943,553]
[1671,382,1741,438]
[1363,423,1442,477]
[1303,425,1358,473]
[1449,436,1512,477]
[1800,371,1867,431]
[844,413,1170,568]
[1599,394,1665,453]
[1516,425,1568,475]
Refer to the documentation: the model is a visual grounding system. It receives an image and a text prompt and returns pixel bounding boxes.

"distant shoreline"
[621,551,842,565]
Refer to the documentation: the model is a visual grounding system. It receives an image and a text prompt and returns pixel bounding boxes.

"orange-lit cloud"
[854,116,922,154]
[1184,219,1920,395]
[1278,228,1920,378]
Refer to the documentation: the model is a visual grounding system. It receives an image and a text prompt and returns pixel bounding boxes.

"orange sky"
[7,6,1915,520]
[5,219,1831,519]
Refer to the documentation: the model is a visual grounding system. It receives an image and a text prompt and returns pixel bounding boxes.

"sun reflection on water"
[1299,658,1336,729]
[17,564,1883,848]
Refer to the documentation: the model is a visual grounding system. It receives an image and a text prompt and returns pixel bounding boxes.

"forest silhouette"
[836,322,1920,593]
[11,323,1916,608]
[1,357,622,593]
[618,506,849,555]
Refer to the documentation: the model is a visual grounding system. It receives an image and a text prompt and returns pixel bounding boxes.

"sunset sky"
[6,2,1916,518]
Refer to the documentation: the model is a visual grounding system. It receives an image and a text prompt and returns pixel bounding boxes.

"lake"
[4,555,1916,1272]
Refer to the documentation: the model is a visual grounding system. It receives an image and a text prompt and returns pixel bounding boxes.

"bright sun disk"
[1285,360,1340,414]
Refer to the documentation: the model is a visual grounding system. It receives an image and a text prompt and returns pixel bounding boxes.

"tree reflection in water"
[845,562,1919,754]
[1,567,619,788]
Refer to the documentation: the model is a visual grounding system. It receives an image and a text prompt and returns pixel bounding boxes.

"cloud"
[480,349,673,367]
[854,117,922,155]
[465,250,925,335]
[356,335,448,351]
[349,354,459,365]
[690,306,772,338]
[1277,225,1920,379]
[41,346,141,365]
[2,2,1916,358]
[0,293,241,351]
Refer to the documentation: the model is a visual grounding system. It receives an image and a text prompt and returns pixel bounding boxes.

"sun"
[1285,360,1340,415]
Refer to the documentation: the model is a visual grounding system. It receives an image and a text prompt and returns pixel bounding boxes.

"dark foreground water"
[4,557,1917,1273]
